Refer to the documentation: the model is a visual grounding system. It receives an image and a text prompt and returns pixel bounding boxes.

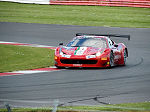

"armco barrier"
[50,0,150,8]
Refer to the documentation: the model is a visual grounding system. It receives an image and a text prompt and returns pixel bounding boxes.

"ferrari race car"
[54,33,130,68]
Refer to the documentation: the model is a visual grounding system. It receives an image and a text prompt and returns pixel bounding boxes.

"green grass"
[0,102,150,112]
[0,1,150,28]
[0,44,54,73]
[62,102,150,111]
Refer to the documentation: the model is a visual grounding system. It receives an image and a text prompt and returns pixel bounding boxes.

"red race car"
[54,33,130,68]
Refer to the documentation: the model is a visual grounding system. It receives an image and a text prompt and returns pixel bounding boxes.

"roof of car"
[76,35,109,40]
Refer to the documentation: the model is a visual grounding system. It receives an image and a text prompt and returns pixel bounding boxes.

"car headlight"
[60,51,64,55]
[59,48,65,55]
[59,48,71,58]
[96,50,104,57]
[96,52,101,57]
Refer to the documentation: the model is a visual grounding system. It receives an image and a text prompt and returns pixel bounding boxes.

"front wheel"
[56,66,65,69]
[109,52,114,68]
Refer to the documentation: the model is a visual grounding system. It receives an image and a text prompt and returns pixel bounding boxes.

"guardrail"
[50,0,150,8]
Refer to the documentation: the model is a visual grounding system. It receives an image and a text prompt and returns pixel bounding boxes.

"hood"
[61,47,103,55]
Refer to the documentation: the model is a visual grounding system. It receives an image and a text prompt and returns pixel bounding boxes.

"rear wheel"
[123,50,127,65]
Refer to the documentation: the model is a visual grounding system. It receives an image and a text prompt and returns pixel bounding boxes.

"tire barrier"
[50,0,150,8]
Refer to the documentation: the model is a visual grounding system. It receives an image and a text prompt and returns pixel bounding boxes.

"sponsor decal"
[73,64,82,66]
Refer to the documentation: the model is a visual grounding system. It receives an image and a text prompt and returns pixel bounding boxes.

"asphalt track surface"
[0,22,150,107]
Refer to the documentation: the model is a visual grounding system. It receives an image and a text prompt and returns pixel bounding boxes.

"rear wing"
[76,33,130,41]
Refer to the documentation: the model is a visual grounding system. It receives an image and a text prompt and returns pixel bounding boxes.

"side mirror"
[59,43,63,46]
[114,44,118,47]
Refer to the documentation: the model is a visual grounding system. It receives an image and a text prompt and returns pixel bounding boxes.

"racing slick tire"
[123,49,127,65]
[109,51,114,68]
[56,66,65,69]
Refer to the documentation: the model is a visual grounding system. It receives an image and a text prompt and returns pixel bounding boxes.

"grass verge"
[0,102,150,112]
[0,1,150,28]
[0,44,54,73]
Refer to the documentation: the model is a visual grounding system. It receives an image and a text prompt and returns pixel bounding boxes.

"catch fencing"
[50,0,150,8]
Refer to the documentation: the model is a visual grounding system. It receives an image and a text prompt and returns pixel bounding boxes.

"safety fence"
[50,0,150,8]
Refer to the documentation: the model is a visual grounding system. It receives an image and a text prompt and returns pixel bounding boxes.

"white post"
[52,99,59,112]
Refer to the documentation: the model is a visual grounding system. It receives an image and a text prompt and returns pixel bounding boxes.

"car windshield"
[67,37,107,48]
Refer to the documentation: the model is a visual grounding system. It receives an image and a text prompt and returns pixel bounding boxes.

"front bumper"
[55,55,110,68]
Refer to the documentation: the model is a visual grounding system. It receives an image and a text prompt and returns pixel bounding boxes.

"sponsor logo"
[73,64,82,66]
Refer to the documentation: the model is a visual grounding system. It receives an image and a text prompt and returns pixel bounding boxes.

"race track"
[0,22,150,107]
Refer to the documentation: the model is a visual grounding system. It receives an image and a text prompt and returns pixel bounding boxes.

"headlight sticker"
[86,55,96,59]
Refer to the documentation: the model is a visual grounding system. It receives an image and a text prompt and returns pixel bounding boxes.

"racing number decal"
[74,47,87,55]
